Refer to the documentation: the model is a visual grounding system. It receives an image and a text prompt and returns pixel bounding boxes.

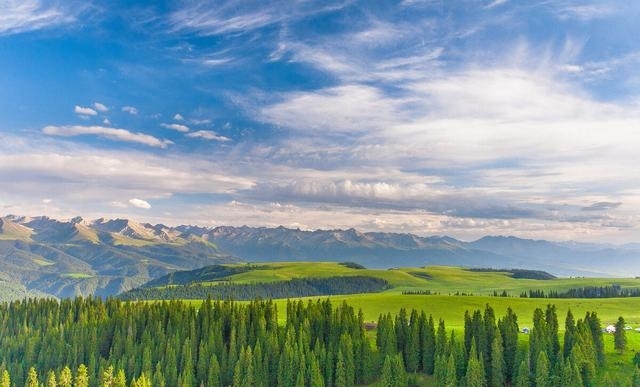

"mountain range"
[1,215,639,299]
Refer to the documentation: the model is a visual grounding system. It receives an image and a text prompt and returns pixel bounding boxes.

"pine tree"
[444,354,457,387]
[74,364,89,387]
[498,307,518,384]
[335,350,347,387]
[465,352,485,387]
[0,370,10,387]
[422,314,436,375]
[102,365,114,387]
[529,308,547,376]
[614,316,627,354]
[535,351,550,387]
[152,362,166,387]
[308,354,324,387]
[381,355,395,387]
[434,355,447,387]
[489,335,504,387]
[564,310,576,360]
[514,359,529,387]
[46,370,58,387]
[207,355,221,387]
[484,304,497,381]
[545,304,560,365]
[405,310,421,372]
[435,319,447,359]
[115,369,127,387]
[59,367,72,387]
[586,312,605,367]
[26,367,40,387]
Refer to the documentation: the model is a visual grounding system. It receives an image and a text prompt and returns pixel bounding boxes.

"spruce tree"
[535,351,550,387]
[614,316,627,354]
[207,355,220,387]
[465,352,485,387]
[26,367,40,387]
[564,310,576,359]
[435,319,447,359]
[46,370,58,387]
[434,355,447,387]
[545,304,560,365]
[444,354,457,387]
[490,335,505,387]
[393,354,408,387]
[335,350,347,387]
[514,359,529,387]
[102,365,114,387]
[498,307,518,384]
[75,364,89,387]
[0,370,10,387]
[59,367,72,387]
[529,308,547,376]
[381,355,395,387]
[586,312,605,367]
[405,310,421,372]
[422,315,436,375]
[484,304,497,381]
[308,354,324,387]
[115,369,127,387]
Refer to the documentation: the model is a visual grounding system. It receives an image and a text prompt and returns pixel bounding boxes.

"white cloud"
[262,84,406,134]
[169,1,348,36]
[128,198,151,209]
[485,0,508,9]
[173,113,184,121]
[122,106,138,115]
[161,123,190,132]
[0,136,255,220]
[93,102,108,112]
[555,4,615,21]
[42,125,173,148]
[74,105,97,116]
[103,118,111,125]
[0,0,86,35]
[186,130,230,141]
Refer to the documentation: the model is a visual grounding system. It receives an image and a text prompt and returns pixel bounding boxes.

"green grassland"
[178,262,640,329]
[167,262,640,384]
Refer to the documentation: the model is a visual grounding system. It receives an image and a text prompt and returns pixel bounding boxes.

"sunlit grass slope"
[178,262,640,329]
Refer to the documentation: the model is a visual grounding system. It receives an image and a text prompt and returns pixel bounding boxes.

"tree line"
[0,296,632,387]
[522,285,640,299]
[118,276,389,301]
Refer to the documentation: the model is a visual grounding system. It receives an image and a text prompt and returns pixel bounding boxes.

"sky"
[1,0,639,243]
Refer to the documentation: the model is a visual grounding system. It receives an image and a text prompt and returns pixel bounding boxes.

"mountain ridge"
[1,214,640,299]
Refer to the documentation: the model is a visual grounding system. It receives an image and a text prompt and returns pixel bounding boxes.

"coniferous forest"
[0,296,611,387]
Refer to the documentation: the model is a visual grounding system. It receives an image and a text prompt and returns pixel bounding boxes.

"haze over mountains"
[1,215,639,299]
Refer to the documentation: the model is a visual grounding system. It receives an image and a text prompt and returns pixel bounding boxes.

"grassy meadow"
[177,262,640,384]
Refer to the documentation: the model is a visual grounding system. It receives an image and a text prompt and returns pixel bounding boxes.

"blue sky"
[1,0,640,243]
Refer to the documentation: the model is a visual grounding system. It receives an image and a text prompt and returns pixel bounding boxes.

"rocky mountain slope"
[0,215,237,298]
[1,215,639,298]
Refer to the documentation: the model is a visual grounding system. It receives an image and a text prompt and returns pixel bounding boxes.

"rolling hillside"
[122,262,640,301]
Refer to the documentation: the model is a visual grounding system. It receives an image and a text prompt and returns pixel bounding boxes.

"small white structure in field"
[521,327,530,334]
[605,324,616,333]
